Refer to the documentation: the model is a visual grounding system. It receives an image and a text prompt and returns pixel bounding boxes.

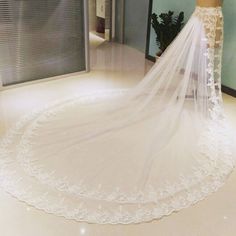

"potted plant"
[151,11,184,59]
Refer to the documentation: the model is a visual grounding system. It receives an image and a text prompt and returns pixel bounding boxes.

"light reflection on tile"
[26,207,31,212]
[79,227,86,235]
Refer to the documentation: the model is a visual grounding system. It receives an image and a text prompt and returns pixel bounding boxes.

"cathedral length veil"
[0,6,235,224]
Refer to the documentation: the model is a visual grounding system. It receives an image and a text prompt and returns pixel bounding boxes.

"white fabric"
[0,7,235,224]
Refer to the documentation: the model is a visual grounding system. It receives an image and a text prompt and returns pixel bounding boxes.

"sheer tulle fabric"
[0,7,235,224]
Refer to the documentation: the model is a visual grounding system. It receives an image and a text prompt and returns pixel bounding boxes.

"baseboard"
[145,54,156,62]
[222,85,236,98]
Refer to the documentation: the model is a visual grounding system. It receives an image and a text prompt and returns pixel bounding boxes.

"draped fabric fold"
[0,7,235,224]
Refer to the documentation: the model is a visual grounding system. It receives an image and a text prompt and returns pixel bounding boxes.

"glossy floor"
[0,41,236,236]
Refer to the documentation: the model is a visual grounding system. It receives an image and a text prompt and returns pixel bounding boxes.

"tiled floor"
[0,41,235,236]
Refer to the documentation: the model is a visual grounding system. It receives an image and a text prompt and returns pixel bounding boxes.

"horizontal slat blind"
[0,0,86,86]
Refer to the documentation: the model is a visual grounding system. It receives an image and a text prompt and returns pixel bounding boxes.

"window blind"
[0,0,86,86]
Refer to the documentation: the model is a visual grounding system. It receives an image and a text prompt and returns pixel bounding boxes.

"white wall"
[89,0,96,31]
[124,0,149,53]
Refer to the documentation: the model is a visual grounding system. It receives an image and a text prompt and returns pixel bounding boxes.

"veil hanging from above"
[0,6,235,224]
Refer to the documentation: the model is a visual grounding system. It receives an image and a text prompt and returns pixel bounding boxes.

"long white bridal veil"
[0,7,235,224]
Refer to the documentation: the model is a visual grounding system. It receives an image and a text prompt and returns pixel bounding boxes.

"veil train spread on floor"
[0,7,235,224]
